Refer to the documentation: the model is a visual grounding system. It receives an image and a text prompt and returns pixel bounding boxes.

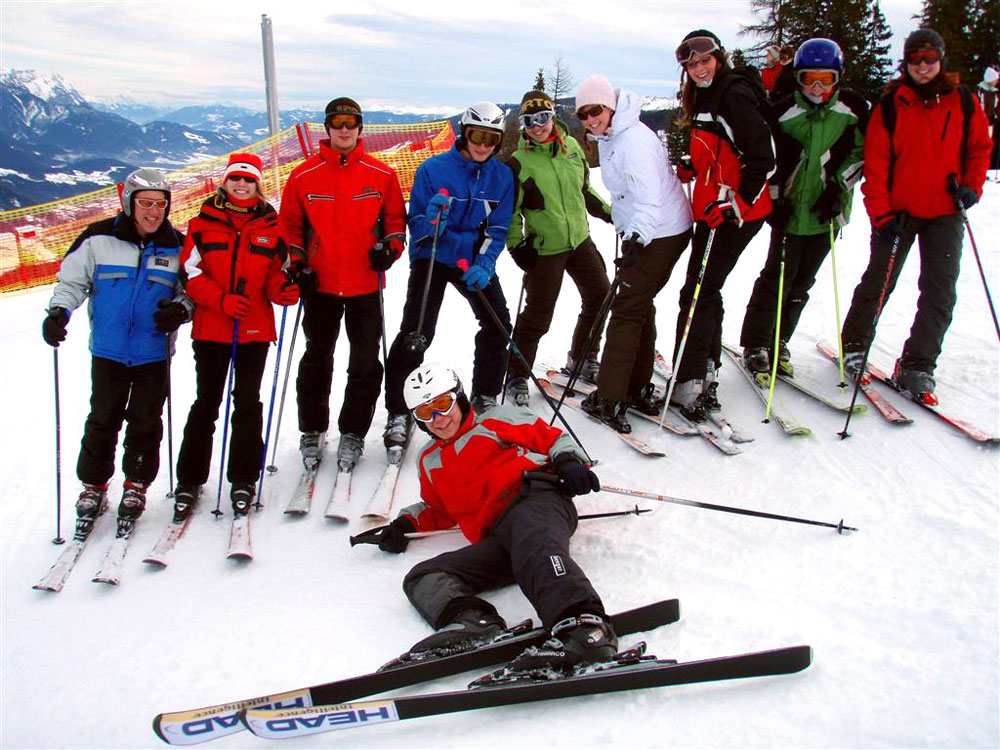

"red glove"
[676,164,696,184]
[272,282,300,306]
[704,200,737,229]
[220,294,250,319]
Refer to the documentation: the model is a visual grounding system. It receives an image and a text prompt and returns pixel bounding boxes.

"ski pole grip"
[946,173,959,194]
[457,259,469,272]
[349,525,388,547]
[235,278,247,296]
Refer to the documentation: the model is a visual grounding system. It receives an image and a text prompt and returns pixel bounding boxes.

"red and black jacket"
[181,194,288,343]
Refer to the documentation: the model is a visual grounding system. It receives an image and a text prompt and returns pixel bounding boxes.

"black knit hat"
[324,97,363,131]
[682,28,722,48]
[520,90,554,115]
[901,28,948,72]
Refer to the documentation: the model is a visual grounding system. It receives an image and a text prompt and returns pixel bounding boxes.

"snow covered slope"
[2,177,997,748]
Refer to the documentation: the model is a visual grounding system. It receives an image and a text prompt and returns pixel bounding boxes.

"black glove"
[368,241,397,272]
[509,237,539,271]
[153,299,188,333]
[767,197,792,229]
[952,186,978,211]
[289,264,317,299]
[42,308,69,347]
[553,453,600,496]
[811,180,843,224]
[616,233,642,268]
[875,212,907,244]
[376,516,416,554]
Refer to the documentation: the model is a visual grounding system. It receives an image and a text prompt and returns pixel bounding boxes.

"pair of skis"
[152,598,812,745]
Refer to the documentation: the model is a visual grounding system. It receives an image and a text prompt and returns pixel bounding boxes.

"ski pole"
[660,226,716,426]
[266,299,303,474]
[840,227,904,439]
[764,234,787,423]
[164,337,175,498]
[501,272,528,404]
[599,483,857,533]
[456,259,593,464]
[948,175,999,343]
[829,222,847,385]
[405,189,449,354]
[214,278,246,517]
[349,506,651,547]
[257,301,289,504]
[52,349,65,545]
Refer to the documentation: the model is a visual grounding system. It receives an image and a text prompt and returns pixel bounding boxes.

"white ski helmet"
[460,101,506,135]
[403,363,463,411]
[121,167,171,218]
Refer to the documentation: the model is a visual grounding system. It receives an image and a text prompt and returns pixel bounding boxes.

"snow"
[183,132,210,145]
[42,170,116,186]
[2,174,998,749]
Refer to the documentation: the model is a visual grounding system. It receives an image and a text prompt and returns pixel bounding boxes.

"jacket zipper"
[940,110,951,141]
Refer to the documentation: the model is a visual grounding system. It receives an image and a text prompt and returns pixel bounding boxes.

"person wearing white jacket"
[575,74,693,433]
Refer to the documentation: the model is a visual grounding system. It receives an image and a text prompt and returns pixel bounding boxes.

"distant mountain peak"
[1,68,88,108]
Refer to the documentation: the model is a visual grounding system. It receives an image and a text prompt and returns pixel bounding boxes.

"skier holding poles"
[502,89,613,407]
[279,98,407,473]
[739,38,868,378]
[41,168,189,536]
[839,29,992,404]
[381,101,515,453]
[174,153,298,518]
[371,363,618,677]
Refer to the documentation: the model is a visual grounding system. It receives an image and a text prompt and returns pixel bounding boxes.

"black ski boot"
[892,358,938,405]
[379,607,508,670]
[74,483,108,539]
[115,480,147,537]
[580,391,631,433]
[172,484,200,523]
[776,340,793,377]
[487,614,619,682]
[231,482,255,516]
[627,383,664,417]
[743,346,770,375]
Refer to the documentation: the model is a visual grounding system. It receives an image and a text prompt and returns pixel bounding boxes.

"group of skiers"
[43,26,994,674]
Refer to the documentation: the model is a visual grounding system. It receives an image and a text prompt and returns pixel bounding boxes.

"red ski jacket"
[279,139,407,297]
[400,405,588,543]
[861,80,992,222]
[181,195,289,343]
[689,71,775,223]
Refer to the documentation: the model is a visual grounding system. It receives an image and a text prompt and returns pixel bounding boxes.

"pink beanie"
[575,74,617,111]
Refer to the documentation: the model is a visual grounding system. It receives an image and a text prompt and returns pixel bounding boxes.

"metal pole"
[52,350,65,545]
[260,14,282,197]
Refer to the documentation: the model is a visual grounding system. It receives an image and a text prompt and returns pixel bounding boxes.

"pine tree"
[969,0,1000,87]
[918,0,975,82]
[533,68,546,92]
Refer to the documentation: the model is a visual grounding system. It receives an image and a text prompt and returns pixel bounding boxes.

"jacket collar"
[320,138,367,167]
[112,211,181,247]
[197,193,274,227]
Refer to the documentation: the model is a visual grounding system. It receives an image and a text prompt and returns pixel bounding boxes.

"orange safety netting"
[0,119,454,295]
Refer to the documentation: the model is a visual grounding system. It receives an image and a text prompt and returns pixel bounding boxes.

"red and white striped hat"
[222,153,263,183]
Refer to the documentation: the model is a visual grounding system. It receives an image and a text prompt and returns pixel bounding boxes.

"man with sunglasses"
[382,101,515,451]
[42,167,190,534]
[840,28,991,403]
[280,97,407,474]
[372,363,618,677]
[740,38,868,378]
[502,89,612,406]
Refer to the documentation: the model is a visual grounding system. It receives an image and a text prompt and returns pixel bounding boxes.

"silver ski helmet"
[120,167,171,218]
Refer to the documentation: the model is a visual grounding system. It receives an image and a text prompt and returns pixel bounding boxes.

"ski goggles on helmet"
[575,104,605,121]
[517,110,555,129]
[412,392,458,422]
[327,114,361,130]
[134,197,169,209]
[675,36,721,64]
[796,69,839,88]
[466,128,502,147]
[906,49,942,66]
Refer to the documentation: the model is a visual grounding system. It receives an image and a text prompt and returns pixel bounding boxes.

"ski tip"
[142,558,168,568]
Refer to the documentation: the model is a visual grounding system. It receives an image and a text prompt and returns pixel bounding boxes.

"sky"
[2,0,925,112]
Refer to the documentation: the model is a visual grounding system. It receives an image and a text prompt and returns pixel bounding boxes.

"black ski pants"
[596,229,691,402]
[176,340,269,486]
[297,291,383,438]
[740,229,832,349]
[77,356,168,486]
[841,214,963,374]
[402,479,605,631]
[385,259,511,415]
[673,219,764,382]
[508,237,611,379]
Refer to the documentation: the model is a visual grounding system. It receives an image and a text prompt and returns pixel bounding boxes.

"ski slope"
[2,176,998,749]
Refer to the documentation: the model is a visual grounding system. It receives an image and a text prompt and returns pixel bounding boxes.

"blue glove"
[427,193,452,233]
[462,256,495,291]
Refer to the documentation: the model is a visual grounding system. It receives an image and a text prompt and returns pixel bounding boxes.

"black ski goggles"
[675,36,720,64]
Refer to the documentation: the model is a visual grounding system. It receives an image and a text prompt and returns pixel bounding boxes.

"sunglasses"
[135,198,168,209]
[575,104,604,121]
[328,114,360,130]
[226,175,257,184]
[907,49,942,66]
[675,35,720,64]
[517,110,555,129]
[412,392,458,422]
[466,128,502,147]
[796,69,839,88]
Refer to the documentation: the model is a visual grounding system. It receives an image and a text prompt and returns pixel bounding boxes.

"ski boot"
[776,340,793,377]
[743,346,770,375]
[470,394,497,414]
[172,484,201,523]
[892,359,938,405]
[670,378,706,421]
[564,352,601,385]
[116,480,148,537]
[231,482,255,516]
[299,431,326,471]
[74,483,108,539]
[337,432,364,471]
[383,413,412,451]
[627,383,664,417]
[842,350,869,384]
[580,391,631,433]
[379,606,508,670]
[505,376,530,408]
